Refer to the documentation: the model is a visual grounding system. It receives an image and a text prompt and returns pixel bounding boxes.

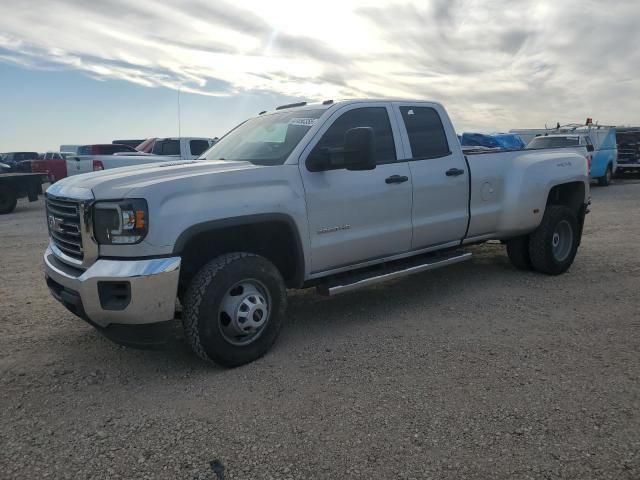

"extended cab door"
[299,103,412,273]
[392,103,469,249]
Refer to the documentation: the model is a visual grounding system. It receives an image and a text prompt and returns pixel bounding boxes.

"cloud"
[0,0,638,129]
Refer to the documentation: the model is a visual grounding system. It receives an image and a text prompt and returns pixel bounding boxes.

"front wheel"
[597,164,612,186]
[528,205,579,275]
[182,253,287,367]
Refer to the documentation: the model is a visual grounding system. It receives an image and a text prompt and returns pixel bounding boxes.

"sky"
[0,0,639,152]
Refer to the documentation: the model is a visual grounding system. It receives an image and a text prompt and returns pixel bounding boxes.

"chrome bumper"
[44,246,181,327]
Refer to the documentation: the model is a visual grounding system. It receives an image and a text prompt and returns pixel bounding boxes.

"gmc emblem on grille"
[48,215,65,234]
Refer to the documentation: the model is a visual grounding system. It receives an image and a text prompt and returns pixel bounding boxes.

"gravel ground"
[1,180,639,480]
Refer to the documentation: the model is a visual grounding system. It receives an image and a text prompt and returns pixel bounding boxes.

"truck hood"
[47,160,260,199]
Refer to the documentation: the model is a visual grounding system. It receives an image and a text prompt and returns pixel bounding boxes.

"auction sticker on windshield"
[289,118,318,127]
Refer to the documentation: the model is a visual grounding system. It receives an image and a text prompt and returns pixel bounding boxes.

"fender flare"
[172,213,306,287]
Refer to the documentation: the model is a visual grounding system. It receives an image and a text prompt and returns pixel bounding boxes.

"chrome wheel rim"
[552,220,573,262]
[218,279,271,346]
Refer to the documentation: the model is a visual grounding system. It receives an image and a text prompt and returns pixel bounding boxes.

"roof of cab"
[261,98,443,116]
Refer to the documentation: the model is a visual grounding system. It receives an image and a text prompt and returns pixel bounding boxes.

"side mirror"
[307,127,376,172]
[586,144,594,152]
[343,127,376,171]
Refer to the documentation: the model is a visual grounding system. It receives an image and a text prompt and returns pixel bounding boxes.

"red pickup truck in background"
[31,144,138,182]
[30,152,68,183]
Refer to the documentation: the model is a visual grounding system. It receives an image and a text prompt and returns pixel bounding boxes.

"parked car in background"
[134,137,217,156]
[66,137,218,176]
[112,139,145,149]
[0,171,45,214]
[614,127,640,173]
[513,123,617,186]
[76,144,138,155]
[2,152,39,172]
[60,145,80,155]
[44,99,589,367]
[526,131,616,186]
[30,152,68,182]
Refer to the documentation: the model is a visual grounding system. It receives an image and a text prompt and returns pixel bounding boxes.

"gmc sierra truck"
[44,99,590,367]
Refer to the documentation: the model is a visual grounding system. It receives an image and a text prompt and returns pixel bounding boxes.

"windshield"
[526,136,580,149]
[200,109,325,166]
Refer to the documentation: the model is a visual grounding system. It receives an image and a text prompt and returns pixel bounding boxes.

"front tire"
[182,253,287,367]
[528,205,579,275]
[597,164,612,186]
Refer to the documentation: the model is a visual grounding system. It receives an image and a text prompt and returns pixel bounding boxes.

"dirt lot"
[1,180,639,480]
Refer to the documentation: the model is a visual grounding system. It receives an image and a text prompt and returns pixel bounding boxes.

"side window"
[189,139,211,156]
[310,107,396,167]
[154,140,180,155]
[400,106,450,159]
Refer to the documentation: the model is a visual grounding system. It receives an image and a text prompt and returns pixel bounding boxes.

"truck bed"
[0,173,46,214]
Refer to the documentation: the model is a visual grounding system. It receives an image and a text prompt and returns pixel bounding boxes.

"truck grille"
[46,196,84,260]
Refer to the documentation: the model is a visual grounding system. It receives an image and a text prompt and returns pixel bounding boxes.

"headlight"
[93,199,148,245]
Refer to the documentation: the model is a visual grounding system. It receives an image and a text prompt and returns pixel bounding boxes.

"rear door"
[299,103,413,273]
[392,102,469,249]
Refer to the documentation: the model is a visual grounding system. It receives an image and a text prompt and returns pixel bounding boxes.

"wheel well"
[177,220,303,293]
[546,182,585,212]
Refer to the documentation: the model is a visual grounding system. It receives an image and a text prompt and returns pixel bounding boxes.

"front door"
[299,103,413,273]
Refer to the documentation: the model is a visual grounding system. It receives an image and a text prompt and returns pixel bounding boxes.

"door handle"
[385,175,409,184]
[446,168,465,177]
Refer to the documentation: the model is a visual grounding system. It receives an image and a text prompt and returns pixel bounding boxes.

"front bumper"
[44,246,181,328]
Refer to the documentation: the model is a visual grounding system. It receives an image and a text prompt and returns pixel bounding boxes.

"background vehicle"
[112,139,145,149]
[77,144,137,155]
[2,152,39,172]
[60,145,80,155]
[66,137,218,176]
[0,172,45,214]
[44,99,589,367]
[526,131,615,185]
[614,127,640,173]
[134,137,217,156]
[513,124,617,185]
[30,152,68,182]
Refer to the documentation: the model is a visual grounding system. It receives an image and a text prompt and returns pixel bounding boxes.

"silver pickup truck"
[44,99,589,367]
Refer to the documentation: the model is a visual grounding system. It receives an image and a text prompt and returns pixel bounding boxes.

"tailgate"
[66,156,94,176]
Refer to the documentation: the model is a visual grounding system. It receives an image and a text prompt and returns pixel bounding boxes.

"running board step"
[317,251,472,296]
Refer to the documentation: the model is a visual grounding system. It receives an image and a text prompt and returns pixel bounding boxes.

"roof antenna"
[177,85,182,138]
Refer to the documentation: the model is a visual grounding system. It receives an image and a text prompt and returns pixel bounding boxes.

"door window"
[189,139,211,156]
[400,106,450,159]
[153,140,180,155]
[309,107,396,168]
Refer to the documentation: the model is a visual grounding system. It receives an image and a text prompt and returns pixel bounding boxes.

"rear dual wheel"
[507,205,579,275]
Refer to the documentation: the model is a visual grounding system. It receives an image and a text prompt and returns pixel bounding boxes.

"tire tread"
[182,252,255,363]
